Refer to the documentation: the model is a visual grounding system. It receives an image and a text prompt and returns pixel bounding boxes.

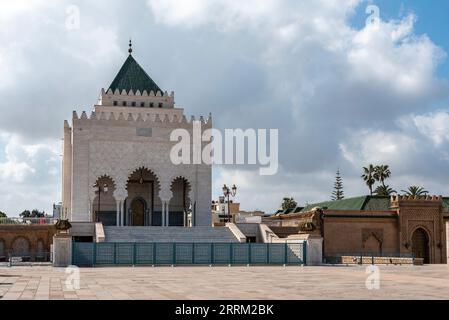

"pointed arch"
[169,176,192,227]
[125,167,161,226]
[411,227,430,264]
[91,175,116,225]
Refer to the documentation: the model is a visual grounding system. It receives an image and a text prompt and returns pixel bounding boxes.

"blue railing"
[72,242,307,267]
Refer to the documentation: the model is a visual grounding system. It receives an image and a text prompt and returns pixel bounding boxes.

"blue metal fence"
[72,242,307,267]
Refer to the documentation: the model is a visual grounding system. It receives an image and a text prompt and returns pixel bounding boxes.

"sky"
[1,0,449,216]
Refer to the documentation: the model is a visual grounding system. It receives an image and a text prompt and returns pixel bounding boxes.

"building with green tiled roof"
[264,195,449,264]
[300,195,449,213]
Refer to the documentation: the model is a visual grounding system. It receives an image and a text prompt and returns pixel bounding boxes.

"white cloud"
[213,166,337,212]
[339,129,417,169]
[147,0,281,31]
[0,161,34,183]
[0,133,60,215]
[0,0,50,22]
[410,111,449,146]
[347,15,445,96]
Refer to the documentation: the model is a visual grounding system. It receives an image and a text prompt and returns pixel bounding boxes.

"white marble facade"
[61,51,212,227]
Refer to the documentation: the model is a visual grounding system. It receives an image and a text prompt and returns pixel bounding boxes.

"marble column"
[119,200,125,226]
[192,201,196,227]
[183,209,186,227]
[162,201,166,226]
[116,201,120,226]
[166,202,170,227]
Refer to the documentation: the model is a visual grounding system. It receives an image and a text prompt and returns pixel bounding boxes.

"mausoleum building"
[62,43,212,227]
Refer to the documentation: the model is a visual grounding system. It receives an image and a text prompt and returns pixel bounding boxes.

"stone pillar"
[53,234,72,267]
[192,201,196,227]
[116,201,120,226]
[305,237,323,266]
[162,201,166,226]
[183,210,186,227]
[120,201,124,226]
[166,202,170,227]
[158,180,172,227]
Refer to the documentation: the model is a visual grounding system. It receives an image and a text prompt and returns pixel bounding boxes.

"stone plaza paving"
[0,265,448,300]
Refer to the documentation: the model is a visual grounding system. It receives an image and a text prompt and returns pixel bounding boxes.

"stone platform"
[1,265,449,300]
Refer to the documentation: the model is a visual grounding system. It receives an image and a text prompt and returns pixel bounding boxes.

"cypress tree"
[332,169,344,201]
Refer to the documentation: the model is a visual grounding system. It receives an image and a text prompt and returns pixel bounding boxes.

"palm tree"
[374,185,396,196]
[401,186,429,197]
[374,165,391,187]
[362,164,376,195]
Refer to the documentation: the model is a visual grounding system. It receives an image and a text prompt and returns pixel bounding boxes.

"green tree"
[31,209,45,218]
[362,164,376,195]
[374,165,391,187]
[281,197,297,211]
[0,211,6,218]
[20,210,31,218]
[331,169,344,200]
[401,186,429,197]
[374,185,396,196]
[20,209,45,218]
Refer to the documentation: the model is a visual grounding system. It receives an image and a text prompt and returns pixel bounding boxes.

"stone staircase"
[103,226,240,243]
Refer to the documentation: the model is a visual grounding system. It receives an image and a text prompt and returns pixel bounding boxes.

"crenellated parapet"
[71,110,212,128]
[97,88,175,108]
[391,195,443,202]
[390,194,443,209]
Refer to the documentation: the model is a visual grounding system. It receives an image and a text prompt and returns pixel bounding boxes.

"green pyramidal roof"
[109,54,162,94]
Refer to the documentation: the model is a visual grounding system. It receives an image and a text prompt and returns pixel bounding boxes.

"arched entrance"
[170,177,191,226]
[92,176,116,226]
[412,228,430,264]
[126,167,161,226]
[130,198,146,226]
[363,235,382,256]
[12,237,30,257]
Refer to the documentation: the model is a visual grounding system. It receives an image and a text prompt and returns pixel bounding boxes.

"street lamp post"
[93,182,108,222]
[222,184,237,223]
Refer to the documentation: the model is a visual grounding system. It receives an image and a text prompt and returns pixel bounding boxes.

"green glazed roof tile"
[301,196,368,212]
[301,196,394,212]
[109,54,162,94]
[299,196,449,214]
